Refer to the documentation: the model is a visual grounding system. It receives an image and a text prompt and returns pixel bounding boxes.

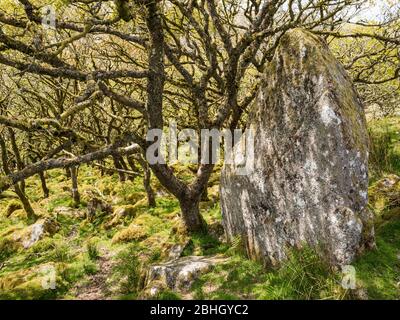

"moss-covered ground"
[0,117,399,300]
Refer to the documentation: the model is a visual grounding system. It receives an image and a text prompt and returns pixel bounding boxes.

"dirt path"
[74,248,115,300]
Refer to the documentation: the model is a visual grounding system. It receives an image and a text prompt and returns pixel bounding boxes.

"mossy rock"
[170,217,188,240]
[0,262,62,299]
[381,207,400,223]
[8,209,27,220]
[104,200,148,229]
[112,224,148,243]
[111,213,164,244]
[2,200,22,218]
[8,217,60,249]
[125,192,147,204]
[369,174,400,223]
[0,237,21,262]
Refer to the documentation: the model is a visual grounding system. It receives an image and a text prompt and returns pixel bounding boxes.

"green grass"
[368,117,400,182]
[354,218,400,299]
[191,247,347,300]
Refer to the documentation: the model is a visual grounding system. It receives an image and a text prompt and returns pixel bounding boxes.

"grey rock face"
[220,29,375,267]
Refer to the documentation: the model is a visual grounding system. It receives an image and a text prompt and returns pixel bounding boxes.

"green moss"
[153,289,182,300]
[2,199,22,218]
[368,117,400,182]
[0,237,20,263]
[111,214,166,244]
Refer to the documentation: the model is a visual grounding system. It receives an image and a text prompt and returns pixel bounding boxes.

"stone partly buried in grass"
[111,213,163,243]
[220,28,375,267]
[104,199,148,229]
[5,218,59,249]
[143,255,228,297]
[0,217,59,250]
[0,262,61,299]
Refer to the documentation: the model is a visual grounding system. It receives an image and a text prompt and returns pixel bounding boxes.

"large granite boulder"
[220,28,375,267]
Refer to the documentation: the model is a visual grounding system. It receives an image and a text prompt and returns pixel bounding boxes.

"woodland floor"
[0,116,399,300]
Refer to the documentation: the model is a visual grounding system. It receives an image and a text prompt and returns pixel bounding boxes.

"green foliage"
[368,117,400,181]
[86,240,99,261]
[47,196,73,213]
[354,219,400,299]
[83,259,99,275]
[153,289,182,300]
[182,232,228,256]
[192,247,346,300]
[51,242,71,263]
[262,248,346,300]
[112,245,142,296]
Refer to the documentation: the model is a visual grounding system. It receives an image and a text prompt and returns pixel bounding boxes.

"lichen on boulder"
[220,28,375,267]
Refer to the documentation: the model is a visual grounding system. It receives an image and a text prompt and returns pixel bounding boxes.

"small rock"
[166,240,193,261]
[20,218,59,249]
[168,244,185,261]
[144,255,227,294]
[86,198,113,221]
[351,287,369,300]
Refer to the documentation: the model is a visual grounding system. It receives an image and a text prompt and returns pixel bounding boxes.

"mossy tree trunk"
[136,155,156,207]
[38,171,49,198]
[8,128,26,193]
[13,184,37,222]
[70,166,80,207]
[179,197,207,233]
[0,136,37,222]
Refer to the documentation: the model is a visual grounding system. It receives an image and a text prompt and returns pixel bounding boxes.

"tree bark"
[179,197,207,233]
[0,136,37,222]
[39,171,49,198]
[136,155,156,207]
[70,166,80,206]
[13,183,37,222]
[113,155,126,182]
